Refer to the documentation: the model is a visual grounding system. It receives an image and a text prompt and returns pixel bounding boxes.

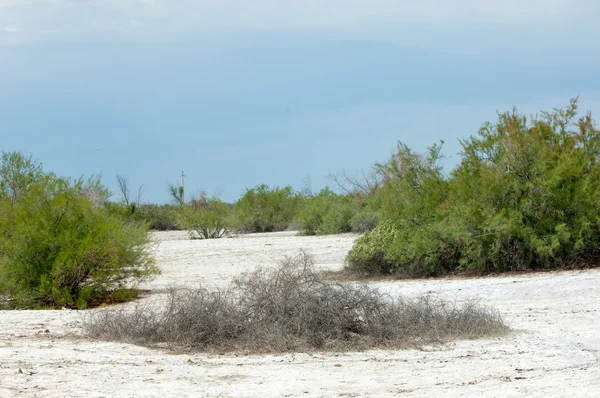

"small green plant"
[168,183,185,206]
[177,192,231,239]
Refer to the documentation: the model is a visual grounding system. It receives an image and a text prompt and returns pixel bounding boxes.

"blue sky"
[1,1,600,203]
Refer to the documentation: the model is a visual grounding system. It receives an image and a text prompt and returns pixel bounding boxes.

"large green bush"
[448,99,600,272]
[0,152,158,309]
[347,99,600,276]
[234,184,301,233]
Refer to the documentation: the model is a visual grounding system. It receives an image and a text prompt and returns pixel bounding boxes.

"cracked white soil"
[1,231,599,397]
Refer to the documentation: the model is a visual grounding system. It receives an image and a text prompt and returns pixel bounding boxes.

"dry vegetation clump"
[84,252,509,353]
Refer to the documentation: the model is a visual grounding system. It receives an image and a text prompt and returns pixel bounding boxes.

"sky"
[1,1,600,203]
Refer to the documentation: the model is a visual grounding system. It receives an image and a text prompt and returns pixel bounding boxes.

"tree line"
[2,98,599,308]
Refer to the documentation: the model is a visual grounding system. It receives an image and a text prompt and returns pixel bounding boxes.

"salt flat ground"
[1,231,599,397]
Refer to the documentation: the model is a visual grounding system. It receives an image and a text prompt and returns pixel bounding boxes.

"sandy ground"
[1,231,599,397]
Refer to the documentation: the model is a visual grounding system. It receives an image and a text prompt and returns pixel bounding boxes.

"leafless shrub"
[116,174,144,205]
[300,174,314,198]
[84,252,509,353]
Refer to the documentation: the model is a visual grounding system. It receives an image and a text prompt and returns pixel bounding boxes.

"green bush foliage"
[234,184,301,233]
[349,211,380,233]
[299,187,358,235]
[346,220,398,274]
[133,204,181,231]
[0,152,158,309]
[177,192,231,239]
[105,201,182,232]
[347,99,600,276]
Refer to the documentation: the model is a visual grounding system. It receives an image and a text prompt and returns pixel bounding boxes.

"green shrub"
[319,199,356,235]
[133,204,181,231]
[177,192,231,239]
[0,151,46,204]
[299,187,381,235]
[107,202,181,231]
[350,211,379,233]
[299,187,358,235]
[0,152,158,309]
[446,99,600,272]
[347,99,600,276]
[234,184,301,233]
[346,220,397,274]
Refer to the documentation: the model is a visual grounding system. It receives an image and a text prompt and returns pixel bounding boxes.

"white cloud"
[1,0,598,47]
[2,26,18,33]
[0,0,18,8]
[110,0,595,34]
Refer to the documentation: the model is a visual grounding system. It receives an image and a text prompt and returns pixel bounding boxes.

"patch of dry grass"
[84,252,509,353]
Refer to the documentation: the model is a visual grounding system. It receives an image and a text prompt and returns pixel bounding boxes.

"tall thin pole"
[181,171,185,205]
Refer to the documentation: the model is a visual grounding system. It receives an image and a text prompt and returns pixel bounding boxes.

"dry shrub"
[84,252,509,353]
